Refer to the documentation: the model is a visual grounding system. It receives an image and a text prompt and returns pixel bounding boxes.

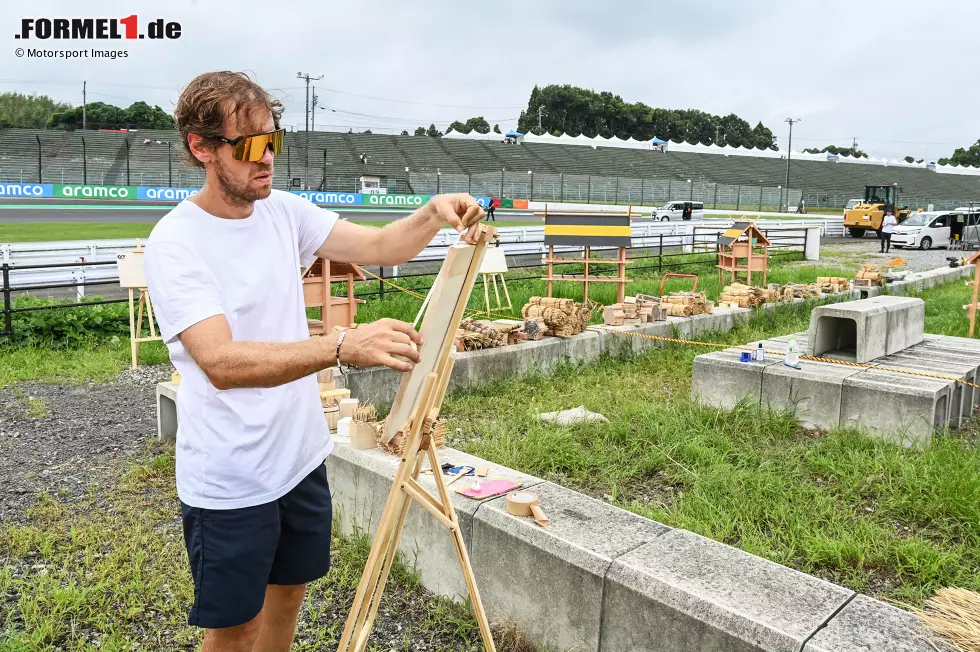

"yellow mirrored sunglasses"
[217,128,285,161]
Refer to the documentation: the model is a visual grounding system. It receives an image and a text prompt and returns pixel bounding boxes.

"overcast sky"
[3,0,978,161]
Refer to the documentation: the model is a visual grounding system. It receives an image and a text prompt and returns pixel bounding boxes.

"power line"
[314,86,523,110]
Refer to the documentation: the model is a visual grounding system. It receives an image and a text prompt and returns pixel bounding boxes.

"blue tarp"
[505,130,524,138]
[652,137,669,145]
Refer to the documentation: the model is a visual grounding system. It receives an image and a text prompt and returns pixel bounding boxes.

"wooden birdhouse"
[303,258,366,335]
[716,221,771,286]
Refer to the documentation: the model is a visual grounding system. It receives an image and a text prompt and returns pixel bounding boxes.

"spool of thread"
[505,491,549,526]
[324,404,340,431]
[339,398,359,419]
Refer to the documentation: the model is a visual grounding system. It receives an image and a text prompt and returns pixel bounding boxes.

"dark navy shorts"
[181,462,332,629]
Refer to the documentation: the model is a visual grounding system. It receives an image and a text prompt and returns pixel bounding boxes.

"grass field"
[0,220,550,243]
[0,447,539,651]
[443,283,980,608]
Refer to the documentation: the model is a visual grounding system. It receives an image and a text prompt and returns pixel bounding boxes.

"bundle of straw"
[916,587,980,651]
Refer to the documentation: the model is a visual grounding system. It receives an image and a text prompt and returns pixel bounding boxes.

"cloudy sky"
[3,0,978,161]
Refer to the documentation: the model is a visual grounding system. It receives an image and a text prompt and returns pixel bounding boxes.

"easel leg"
[340,377,439,651]
[128,288,137,370]
[491,274,501,311]
[143,289,158,338]
[500,275,512,311]
[483,274,491,315]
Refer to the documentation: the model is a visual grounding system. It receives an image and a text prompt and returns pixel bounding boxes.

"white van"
[891,211,967,249]
[651,200,705,221]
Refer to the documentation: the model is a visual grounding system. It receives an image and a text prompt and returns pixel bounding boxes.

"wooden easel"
[116,240,162,369]
[339,224,498,652]
[480,245,511,314]
[128,288,161,369]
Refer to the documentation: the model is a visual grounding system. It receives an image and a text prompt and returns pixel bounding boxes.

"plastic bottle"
[785,335,800,367]
[756,342,765,362]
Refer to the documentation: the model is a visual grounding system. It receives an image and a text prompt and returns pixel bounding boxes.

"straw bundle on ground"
[522,297,591,337]
[916,587,980,651]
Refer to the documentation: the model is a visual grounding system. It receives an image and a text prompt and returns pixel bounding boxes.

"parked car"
[651,200,704,221]
[890,210,980,249]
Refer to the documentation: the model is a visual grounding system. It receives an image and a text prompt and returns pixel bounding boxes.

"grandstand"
[1,127,979,209]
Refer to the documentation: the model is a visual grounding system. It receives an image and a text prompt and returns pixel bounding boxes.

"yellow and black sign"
[544,215,632,247]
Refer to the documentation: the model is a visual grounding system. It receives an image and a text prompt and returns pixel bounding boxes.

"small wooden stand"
[480,246,511,314]
[543,245,629,303]
[116,240,162,369]
[303,258,366,335]
[127,288,161,369]
[339,225,497,652]
[715,221,771,286]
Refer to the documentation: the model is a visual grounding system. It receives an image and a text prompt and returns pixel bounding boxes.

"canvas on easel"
[117,240,162,369]
[338,223,498,652]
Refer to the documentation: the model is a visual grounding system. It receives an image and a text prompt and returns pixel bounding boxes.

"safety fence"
[1,226,809,339]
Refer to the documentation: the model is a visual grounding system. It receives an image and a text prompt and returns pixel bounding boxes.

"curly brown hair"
[174,71,283,168]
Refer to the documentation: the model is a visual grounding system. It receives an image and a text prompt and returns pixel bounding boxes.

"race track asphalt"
[0,198,538,224]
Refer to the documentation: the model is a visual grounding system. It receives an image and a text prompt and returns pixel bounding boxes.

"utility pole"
[715,126,721,145]
[311,87,318,132]
[82,81,87,130]
[297,72,323,189]
[783,117,801,211]
[538,105,544,132]
[852,136,858,150]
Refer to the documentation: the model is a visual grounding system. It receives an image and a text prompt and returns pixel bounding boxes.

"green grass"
[442,285,980,608]
[0,338,170,387]
[0,220,545,243]
[0,448,538,651]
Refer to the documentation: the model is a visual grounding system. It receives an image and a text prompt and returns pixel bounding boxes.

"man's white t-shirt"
[144,189,338,510]
[882,215,897,234]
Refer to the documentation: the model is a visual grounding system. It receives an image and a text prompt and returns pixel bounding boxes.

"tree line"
[0,92,175,130]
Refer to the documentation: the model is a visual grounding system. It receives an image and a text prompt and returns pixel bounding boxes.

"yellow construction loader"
[843,184,912,238]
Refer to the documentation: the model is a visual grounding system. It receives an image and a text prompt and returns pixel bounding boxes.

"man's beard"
[212,157,273,206]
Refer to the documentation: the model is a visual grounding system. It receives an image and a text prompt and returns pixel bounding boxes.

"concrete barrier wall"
[326,264,973,651]
[336,264,975,410]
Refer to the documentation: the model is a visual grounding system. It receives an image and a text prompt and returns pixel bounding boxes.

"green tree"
[0,92,71,128]
[400,130,409,136]
[448,120,467,134]
[938,139,980,167]
[463,116,490,134]
[414,126,426,136]
[45,100,174,130]
[516,84,777,148]
[904,155,915,163]
[426,123,442,138]
[803,145,867,158]
[493,124,501,134]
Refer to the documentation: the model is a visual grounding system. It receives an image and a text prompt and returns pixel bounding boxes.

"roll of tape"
[506,492,538,517]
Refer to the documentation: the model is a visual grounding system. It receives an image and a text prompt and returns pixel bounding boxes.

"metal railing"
[1,226,809,338]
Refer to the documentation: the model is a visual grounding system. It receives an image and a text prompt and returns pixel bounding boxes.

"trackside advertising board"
[0,183,496,209]
[0,183,53,197]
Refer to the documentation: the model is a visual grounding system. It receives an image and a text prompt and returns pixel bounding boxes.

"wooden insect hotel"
[542,211,632,303]
[303,258,366,335]
[715,221,771,286]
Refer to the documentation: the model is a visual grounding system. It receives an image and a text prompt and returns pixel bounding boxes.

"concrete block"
[692,350,781,409]
[877,353,977,426]
[601,529,853,652]
[155,381,178,443]
[761,358,865,430]
[325,443,543,600]
[808,297,924,363]
[804,595,946,652]
[472,482,669,652]
[840,370,950,447]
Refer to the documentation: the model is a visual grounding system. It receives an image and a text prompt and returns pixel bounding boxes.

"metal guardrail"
[1,224,811,338]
